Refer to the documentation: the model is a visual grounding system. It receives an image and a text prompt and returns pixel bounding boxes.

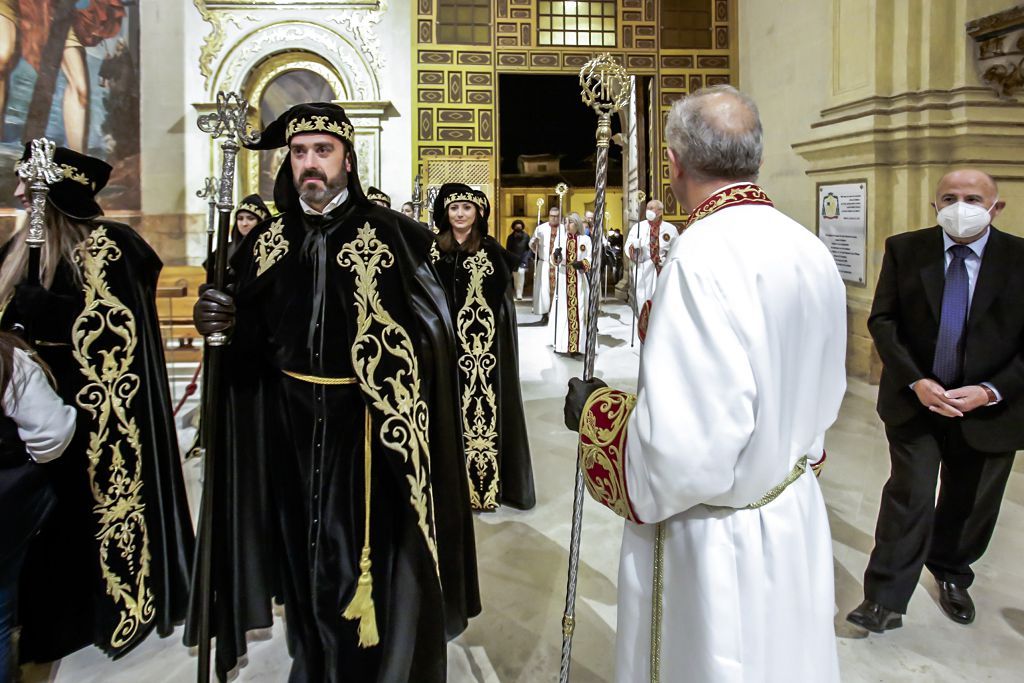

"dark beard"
[297,171,347,209]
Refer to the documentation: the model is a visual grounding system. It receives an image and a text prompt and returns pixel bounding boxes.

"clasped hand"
[194,284,236,336]
[913,379,988,418]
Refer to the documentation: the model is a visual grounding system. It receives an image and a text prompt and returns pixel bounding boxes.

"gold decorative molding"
[325,0,389,72]
[213,21,375,100]
[967,5,1024,98]
[193,0,225,91]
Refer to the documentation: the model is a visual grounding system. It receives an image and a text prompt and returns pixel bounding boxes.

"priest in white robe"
[565,85,847,683]
[530,206,561,320]
[548,213,592,355]
[625,199,677,314]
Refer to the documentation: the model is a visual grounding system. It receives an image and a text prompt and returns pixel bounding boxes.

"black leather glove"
[572,260,585,271]
[194,285,236,336]
[13,283,82,343]
[564,377,608,432]
[553,247,563,265]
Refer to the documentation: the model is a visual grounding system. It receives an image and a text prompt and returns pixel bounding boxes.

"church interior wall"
[139,0,193,266]
[741,0,1024,382]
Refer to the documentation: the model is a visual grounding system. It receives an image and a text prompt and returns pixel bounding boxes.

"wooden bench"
[156,265,206,361]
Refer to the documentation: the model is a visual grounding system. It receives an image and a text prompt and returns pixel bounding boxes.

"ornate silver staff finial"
[580,53,630,150]
[17,138,63,246]
[198,91,260,211]
[560,52,634,683]
[555,182,569,197]
[196,176,218,201]
[197,91,257,347]
[197,176,219,238]
[635,188,647,216]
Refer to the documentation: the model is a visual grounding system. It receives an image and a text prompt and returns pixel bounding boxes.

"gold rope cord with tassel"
[342,407,380,647]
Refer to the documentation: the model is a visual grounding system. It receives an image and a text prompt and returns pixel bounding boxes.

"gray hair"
[665,84,763,183]
[567,212,584,231]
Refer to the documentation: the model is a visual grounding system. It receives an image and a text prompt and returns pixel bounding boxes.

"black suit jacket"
[869,225,1024,453]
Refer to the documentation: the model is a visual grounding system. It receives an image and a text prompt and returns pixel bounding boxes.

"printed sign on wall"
[817,181,867,286]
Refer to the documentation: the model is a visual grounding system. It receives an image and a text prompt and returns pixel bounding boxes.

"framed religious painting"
[0,0,140,216]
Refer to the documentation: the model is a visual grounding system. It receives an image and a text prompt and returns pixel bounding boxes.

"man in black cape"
[0,145,194,662]
[189,102,480,682]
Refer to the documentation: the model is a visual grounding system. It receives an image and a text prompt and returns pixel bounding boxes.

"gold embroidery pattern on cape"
[72,226,154,649]
[286,115,354,143]
[565,236,581,353]
[338,223,439,574]
[429,240,440,264]
[580,388,639,523]
[457,250,500,511]
[254,217,288,277]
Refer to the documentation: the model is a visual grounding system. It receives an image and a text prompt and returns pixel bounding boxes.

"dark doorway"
[498,73,622,187]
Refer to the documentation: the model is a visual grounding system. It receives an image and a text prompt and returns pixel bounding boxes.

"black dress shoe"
[846,600,903,633]
[937,581,975,625]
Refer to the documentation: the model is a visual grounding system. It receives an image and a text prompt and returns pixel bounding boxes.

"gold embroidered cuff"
[579,387,640,523]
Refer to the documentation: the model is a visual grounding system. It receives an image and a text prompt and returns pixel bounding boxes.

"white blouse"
[2,347,77,463]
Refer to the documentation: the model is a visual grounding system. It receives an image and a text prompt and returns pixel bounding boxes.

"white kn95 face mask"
[937,200,996,240]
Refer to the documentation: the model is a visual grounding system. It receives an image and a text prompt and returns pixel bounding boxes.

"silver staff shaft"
[412,173,423,222]
[194,91,259,683]
[16,138,63,284]
[560,55,630,683]
[197,177,218,280]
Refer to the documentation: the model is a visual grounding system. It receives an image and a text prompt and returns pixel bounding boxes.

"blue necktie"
[932,244,973,386]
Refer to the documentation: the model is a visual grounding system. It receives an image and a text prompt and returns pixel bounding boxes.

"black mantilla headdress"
[245,102,366,212]
[15,144,111,220]
[366,186,391,208]
[432,182,488,236]
[474,188,491,223]
[235,193,270,223]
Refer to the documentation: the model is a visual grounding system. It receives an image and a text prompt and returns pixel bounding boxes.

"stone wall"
[741,0,1024,382]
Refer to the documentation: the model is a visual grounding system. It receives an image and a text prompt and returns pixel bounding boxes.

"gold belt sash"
[280,367,378,646]
[281,370,357,385]
[741,455,809,509]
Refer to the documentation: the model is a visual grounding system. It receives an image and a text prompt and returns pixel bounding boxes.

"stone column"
[751,0,1024,382]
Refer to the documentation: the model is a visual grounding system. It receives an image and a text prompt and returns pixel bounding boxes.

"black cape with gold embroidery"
[0,221,195,662]
[184,199,481,681]
[433,236,535,511]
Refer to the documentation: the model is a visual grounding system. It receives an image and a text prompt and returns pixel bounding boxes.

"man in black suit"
[847,169,1024,633]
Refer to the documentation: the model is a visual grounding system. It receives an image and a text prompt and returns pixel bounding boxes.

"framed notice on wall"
[816,181,867,286]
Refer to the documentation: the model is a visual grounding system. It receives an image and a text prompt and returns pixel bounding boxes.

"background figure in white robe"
[624,199,677,314]
[548,213,592,355]
[565,85,847,683]
[530,206,561,320]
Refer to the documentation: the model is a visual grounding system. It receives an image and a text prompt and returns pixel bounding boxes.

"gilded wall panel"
[413,0,737,225]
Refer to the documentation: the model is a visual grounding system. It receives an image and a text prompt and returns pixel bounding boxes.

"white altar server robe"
[596,197,846,682]
[625,219,677,312]
[547,232,592,353]
[530,221,559,315]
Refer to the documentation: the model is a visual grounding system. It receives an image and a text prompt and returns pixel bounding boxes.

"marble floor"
[24,300,1023,682]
